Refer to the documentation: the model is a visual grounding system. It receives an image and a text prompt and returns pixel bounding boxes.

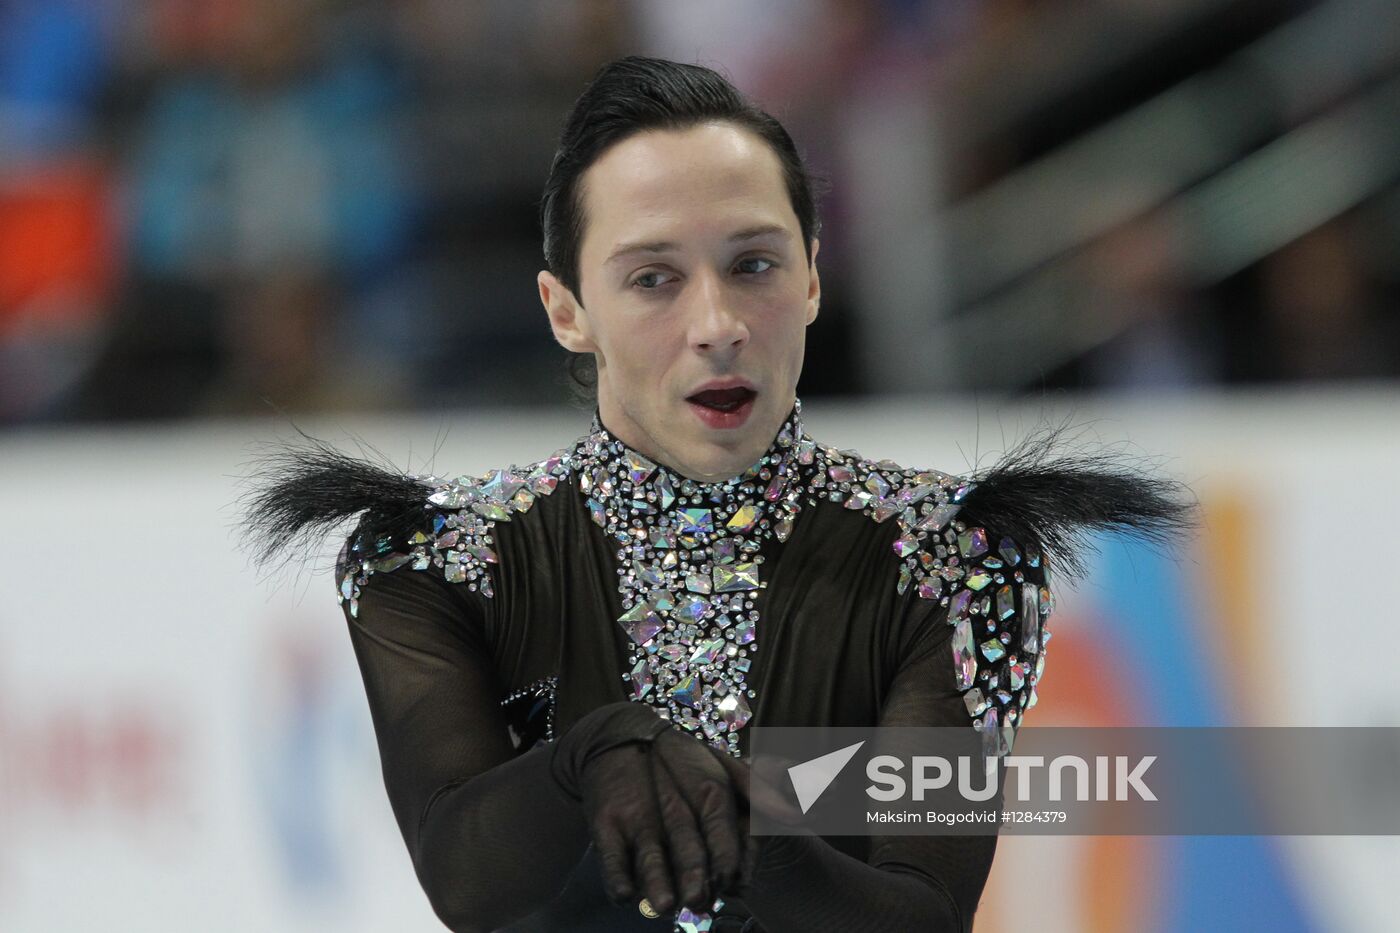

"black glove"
[707,744,808,897]
[549,702,746,914]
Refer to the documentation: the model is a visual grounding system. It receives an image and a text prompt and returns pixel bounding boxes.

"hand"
[581,727,745,913]
[707,747,807,894]
[548,702,751,914]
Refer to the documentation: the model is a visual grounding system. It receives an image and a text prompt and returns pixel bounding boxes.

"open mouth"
[686,386,757,412]
[685,386,758,429]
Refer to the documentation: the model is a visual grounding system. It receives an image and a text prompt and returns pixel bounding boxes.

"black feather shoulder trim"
[234,428,431,577]
[952,420,1199,583]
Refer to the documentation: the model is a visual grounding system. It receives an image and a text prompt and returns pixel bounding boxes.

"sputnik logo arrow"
[787,740,866,814]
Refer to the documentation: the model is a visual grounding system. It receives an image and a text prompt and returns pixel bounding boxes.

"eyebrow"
[604,223,792,266]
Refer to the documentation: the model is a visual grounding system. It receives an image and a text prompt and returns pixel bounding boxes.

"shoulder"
[806,423,1196,598]
[809,441,1051,759]
[336,447,575,616]
[804,440,977,600]
[231,426,577,615]
[804,426,1195,754]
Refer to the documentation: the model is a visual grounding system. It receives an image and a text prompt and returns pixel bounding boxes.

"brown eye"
[736,257,775,275]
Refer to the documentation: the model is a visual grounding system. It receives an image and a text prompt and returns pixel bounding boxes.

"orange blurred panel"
[0,161,118,332]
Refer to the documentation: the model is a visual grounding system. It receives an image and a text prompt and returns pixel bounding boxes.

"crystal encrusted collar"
[568,399,812,757]
[338,395,1049,767]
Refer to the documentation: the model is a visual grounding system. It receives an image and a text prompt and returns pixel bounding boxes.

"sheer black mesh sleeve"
[341,554,597,931]
[736,520,1052,932]
[735,620,992,930]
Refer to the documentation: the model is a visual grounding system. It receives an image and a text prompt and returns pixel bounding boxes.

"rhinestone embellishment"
[335,399,1055,769]
[334,398,1056,931]
[580,405,808,761]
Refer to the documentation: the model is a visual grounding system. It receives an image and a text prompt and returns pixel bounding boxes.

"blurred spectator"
[66,0,416,419]
[0,0,112,158]
[379,0,635,408]
[1047,208,1226,391]
[1246,218,1400,383]
[1,0,1397,426]
[0,159,119,419]
[0,1,119,421]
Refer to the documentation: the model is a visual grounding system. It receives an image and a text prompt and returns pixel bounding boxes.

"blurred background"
[3,0,1398,418]
[2,0,1397,930]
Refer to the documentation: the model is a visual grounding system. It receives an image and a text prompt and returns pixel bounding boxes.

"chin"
[682,450,743,481]
[666,439,747,482]
[657,401,781,479]
[709,433,776,475]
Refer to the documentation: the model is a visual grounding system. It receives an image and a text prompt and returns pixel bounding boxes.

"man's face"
[539,121,820,482]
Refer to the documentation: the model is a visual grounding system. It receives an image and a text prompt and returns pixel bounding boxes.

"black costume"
[240,398,1191,932]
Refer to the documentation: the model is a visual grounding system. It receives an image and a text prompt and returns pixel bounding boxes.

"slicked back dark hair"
[538,55,827,401]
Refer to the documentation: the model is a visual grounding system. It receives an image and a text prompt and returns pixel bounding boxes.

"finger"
[659,734,741,895]
[706,750,758,894]
[593,819,636,904]
[632,824,676,914]
[625,749,677,914]
[662,742,742,895]
[718,784,761,895]
[650,748,710,909]
[583,744,651,903]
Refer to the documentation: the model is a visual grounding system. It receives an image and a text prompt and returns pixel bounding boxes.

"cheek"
[756,300,810,346]
[770,307,810,375]
[604,319,678,382]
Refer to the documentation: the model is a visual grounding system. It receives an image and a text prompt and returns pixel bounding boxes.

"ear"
[805,238,821,325]
[538,270,598,353]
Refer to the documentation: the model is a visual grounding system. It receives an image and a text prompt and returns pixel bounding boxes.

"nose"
[687,274,749,354]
